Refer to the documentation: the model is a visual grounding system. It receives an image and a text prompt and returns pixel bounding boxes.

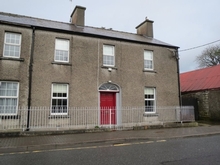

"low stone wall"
[182,89,220,121]
[209,90,220,120]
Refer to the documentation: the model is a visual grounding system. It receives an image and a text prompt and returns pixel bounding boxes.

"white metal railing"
[0,106,28,131]
[0,106,195,131]
[180,106,195,122]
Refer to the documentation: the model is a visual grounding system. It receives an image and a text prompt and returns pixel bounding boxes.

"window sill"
[143,113,158,117]
[48,115,70,119]
[101,66,117,70]
[51,62,72,66]
[0,57,24,62]
[143,69,157,73]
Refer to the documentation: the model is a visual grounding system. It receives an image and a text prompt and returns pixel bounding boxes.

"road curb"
[1,131,220,154]
[0,122,199,138]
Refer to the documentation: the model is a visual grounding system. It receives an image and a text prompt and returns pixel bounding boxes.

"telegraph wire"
[179,39,220,52]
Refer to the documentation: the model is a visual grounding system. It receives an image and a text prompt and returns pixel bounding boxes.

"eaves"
[0,16,179,49]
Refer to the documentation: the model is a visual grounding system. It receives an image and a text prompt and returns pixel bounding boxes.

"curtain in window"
[56,39,69,51]
[55,39,69,62]
[0,82,18,114]
[52,84,68,114]
[144,51,153,60]
[144,87,155,112]
[103,45,114,55]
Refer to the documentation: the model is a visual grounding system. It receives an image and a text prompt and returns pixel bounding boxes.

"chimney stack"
[136,17,154,38]
[70,6,86,26]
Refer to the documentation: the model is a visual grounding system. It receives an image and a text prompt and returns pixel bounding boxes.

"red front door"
[100,92,116,124]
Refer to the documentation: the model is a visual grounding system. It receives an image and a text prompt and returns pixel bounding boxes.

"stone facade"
[209,90,220,120]
[182,89,220,120]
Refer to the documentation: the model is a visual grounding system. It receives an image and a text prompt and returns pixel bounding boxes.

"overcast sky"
[1,0,220,73]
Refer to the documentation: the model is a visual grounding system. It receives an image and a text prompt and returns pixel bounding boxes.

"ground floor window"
[51,84,68,114]
[0,81,19,115]
[144,87,156,113]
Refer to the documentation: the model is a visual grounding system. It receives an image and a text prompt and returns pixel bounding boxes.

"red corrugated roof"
[180,65,220,93]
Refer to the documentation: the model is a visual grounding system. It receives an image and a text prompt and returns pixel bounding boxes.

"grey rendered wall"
[98,40,179,107]
[31,30,99,107]
[0,25,32,107]
[31,29,179,108]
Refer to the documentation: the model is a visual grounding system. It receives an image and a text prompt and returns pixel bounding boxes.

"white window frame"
[103,44,115,67]
[54,39,69,62]
[144,87,156,113]
[0,81,19,115]
[51,84,68,115]
[144,50,154,70]
[3,32,21,58]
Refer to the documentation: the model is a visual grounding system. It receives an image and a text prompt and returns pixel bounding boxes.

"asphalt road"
[1,135,220,165]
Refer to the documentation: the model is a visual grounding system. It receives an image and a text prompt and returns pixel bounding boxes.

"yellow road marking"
[114,143,131,147]
[57,147,76,151]
[32,150,42,153]
[156,140,166,142]
[82,146,98,149]
[140,141,154,144]
[0,140,167,156]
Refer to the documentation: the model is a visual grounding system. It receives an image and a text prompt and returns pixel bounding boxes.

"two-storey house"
[0,6,180,130]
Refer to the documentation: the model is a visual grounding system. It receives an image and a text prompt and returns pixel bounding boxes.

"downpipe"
[26,27,35,131]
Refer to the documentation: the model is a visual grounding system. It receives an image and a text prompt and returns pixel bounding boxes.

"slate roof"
[180,65,220,93]
[0,12,178,48]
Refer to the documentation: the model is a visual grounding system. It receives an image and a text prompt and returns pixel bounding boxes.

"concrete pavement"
[1,122,220,153]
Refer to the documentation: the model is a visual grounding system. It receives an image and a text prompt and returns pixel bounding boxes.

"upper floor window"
[144,87,156,113]
[144,50,153,70]
[3,32,21,58]
[51,83,68,115]
[55,39,69,62]
[0,81,19,115]
[103,45,115,67]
